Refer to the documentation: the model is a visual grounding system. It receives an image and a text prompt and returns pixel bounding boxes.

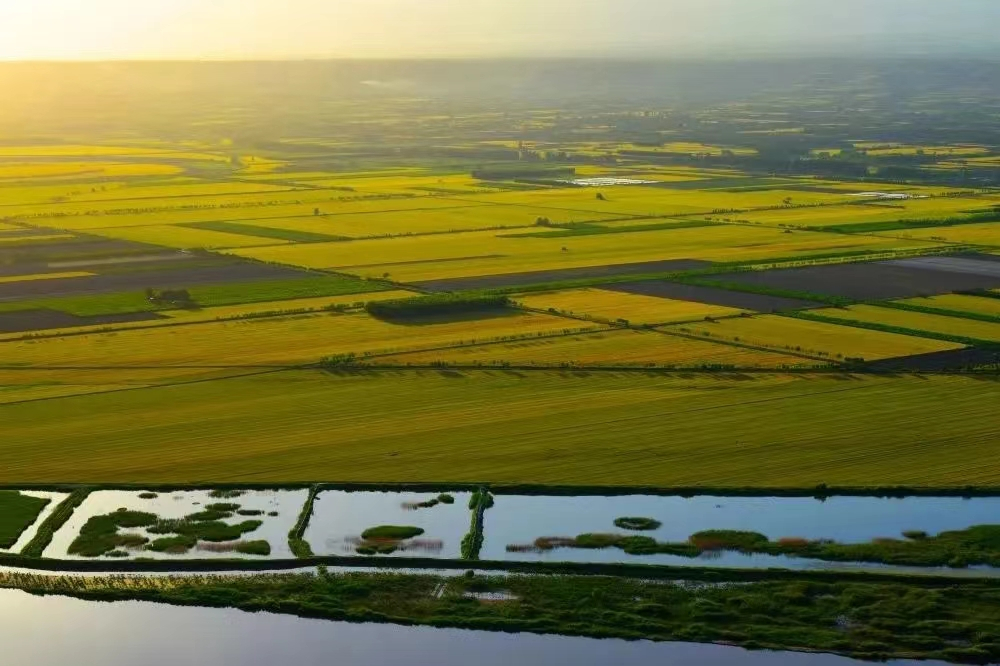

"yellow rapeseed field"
[0,234,75,244]
[735,196,992,227]
[0,145,224,158]
[234,205,621,238]
[457,185,853,217]
[0,162,182,180]
[668,314,964,361]
[0,271,95,284]
[230,224,939,282]
[0,310,588,378]
[0,290,416,342]
[515,288,746,324]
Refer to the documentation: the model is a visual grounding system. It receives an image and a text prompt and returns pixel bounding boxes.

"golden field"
[515,288,746,324]
[229,224,940,282]
[380,328,810,368]
[87,224,293,249]
[0,290,415,342]
[0,309,588,378]
[733,196,994,227]
[0,162,182,181]
[0,271,94,284]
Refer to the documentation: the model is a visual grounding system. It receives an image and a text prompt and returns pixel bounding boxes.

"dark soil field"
[0,261,314,301]
[0,236,167,271]
[0,309,164,334]
[414,259,714,292]
[866,347,1000,371]
[605,280,819,312]
[705,254,1000,301]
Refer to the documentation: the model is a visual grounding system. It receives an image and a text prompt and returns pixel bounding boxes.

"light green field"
[669,314,964,361]
[895,294,1000,318]
[1,369,998,486]
[877,221,1000,246]
[813,305,1000,342]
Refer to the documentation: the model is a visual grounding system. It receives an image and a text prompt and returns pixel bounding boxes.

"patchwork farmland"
[5,57,1000,665]
[0,103,999,494]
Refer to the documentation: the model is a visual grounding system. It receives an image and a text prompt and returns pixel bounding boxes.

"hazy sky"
[1,0,998,60]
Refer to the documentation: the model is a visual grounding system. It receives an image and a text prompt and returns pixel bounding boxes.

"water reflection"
[0,589,953,666]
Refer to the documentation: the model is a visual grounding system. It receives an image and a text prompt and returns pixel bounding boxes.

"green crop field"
[1,369,998,487]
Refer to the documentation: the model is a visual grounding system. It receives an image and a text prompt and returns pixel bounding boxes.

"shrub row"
[288,486,320,559]
[366,293,510,320]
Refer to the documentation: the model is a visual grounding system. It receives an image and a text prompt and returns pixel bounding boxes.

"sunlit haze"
[1,0,999,61]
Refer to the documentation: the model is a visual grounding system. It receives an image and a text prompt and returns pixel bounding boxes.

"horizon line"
[2,52,1000,65]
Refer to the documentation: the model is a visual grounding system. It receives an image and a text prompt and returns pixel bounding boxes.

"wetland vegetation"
[4,568,1000,664]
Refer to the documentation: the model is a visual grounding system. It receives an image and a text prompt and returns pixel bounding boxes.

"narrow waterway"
[0,589,953,666]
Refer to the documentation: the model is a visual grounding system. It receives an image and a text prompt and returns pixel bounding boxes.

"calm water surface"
[0,589,953,666]
[482,495,1000,570]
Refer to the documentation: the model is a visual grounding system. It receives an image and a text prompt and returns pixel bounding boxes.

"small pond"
[305,490,473,558]
[0,589,954,666]
[45,489,308,559]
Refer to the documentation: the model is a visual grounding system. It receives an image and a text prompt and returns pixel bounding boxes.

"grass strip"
[21,488,91,557]
[288,486,319,558]
[461,488,493,560]
[812,211,1000,234]
[366,293,510,320]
